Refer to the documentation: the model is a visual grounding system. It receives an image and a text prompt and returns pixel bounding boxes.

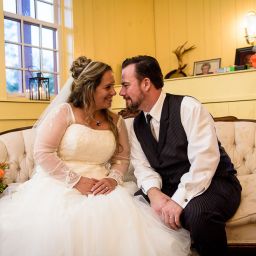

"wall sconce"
[245,11,256,46]
[29,73,50,101]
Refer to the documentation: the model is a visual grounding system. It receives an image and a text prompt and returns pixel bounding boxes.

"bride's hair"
[68,56,120,151]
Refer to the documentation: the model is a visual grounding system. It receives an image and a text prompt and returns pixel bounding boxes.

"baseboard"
[228,244,256,256]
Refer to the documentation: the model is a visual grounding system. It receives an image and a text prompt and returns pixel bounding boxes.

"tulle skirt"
[0,171,191,256]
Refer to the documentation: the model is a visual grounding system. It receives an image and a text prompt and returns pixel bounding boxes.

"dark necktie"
[146,114,157,141]
[146,114,152,125]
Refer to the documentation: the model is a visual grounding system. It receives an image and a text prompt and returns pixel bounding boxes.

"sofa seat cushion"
[227,173,256,226]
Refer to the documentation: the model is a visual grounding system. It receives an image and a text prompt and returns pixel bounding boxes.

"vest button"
[184,199,188,202]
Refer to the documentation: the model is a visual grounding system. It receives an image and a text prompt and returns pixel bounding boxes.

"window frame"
[3,0,60,98]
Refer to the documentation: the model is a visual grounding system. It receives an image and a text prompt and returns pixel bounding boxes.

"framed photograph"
[234,46,254,66]
[193,58,221,76]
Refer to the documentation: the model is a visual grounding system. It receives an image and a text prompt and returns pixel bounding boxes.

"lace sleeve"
[108,116,130,184]
[33,103,81,187]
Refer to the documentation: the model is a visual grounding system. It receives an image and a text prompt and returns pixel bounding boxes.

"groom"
[119,55,241,256]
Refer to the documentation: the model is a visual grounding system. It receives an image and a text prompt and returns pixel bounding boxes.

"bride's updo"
[70,56,92,80]
[68,56,112,109]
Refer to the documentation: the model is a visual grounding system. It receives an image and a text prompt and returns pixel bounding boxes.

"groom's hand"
[147,187,170,216]
[161,199,183,230]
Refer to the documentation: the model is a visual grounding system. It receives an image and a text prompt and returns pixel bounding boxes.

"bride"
[0,56,190,256]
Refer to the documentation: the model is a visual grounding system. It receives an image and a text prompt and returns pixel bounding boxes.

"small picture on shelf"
[193,58,221,76]
[234,46,254,66]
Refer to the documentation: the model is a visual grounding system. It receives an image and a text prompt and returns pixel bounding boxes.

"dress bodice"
[59,124,116,163]
[58,124,116,179]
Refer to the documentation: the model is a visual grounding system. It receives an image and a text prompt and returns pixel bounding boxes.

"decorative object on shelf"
[234,46,255,67]
[216,66,236,73]
[0,162,8,194]
[29,72,50,101]
[165,41,196,79]
[193,58,221,76]
[244,11,256,68]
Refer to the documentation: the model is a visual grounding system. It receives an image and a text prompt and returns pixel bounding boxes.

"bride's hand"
[91,178,117,195]
[73,177,99,195]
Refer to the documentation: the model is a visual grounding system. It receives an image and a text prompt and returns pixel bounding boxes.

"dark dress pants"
[180,175,241,256]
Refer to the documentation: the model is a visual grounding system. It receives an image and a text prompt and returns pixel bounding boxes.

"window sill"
[0,98,51,104]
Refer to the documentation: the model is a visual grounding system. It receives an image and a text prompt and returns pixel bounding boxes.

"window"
[3,0,59,96]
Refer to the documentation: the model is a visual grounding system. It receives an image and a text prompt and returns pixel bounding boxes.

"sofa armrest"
[0,128,36,184]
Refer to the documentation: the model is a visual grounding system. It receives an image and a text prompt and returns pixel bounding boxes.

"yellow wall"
[73,0,256,81]
[73,0,156,80]
[73,0,256,119]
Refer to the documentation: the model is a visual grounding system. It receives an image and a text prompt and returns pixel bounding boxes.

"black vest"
[133,93,236,197]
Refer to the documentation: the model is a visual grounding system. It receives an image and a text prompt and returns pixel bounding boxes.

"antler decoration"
[173,41,196,71]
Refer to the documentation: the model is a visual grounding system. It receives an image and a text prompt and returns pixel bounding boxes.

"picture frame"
[193,58,221,76]
[234,46,254,66]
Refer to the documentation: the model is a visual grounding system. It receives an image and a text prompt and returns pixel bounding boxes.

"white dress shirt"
[130,91,220,208]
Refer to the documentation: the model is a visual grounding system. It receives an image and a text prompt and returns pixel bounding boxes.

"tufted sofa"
[0,117,256,252]
[213,117,256,249]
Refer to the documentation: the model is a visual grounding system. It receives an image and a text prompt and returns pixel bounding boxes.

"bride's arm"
[108,116,130,184]
[34,103,81,187]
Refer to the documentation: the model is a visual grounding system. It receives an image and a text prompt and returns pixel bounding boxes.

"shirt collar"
[144,91,166,122]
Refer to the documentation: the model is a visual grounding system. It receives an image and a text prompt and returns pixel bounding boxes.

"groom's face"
[120,64,145,111]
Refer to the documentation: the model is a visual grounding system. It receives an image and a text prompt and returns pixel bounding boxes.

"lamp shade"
[245,11,256,45]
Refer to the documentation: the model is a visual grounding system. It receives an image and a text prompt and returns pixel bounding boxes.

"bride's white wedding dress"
[0,103,190,256]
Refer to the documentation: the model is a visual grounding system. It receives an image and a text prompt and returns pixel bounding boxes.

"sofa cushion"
[227,173,256,226]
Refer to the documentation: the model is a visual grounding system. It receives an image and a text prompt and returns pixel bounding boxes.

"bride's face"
[94,70,116,110]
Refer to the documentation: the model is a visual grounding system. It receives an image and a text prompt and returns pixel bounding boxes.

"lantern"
[29,72,50,100]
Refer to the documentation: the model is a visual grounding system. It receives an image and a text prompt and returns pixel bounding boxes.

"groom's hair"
[122,55,164,89]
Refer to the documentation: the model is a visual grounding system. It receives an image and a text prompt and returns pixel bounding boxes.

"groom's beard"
[125,93,144,111]
[126,97,143,112]
[127,101,140,112]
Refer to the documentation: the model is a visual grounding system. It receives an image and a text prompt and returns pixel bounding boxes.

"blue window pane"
[42,50,57,72]
[6,69,22,93]
[4,19,21,43]
[42,27,57,49]
[3,0,17,13]
[37,2,54,23]
[44,73,58,95]
[5,43,21,68]
[22,0,35,18]
[24,23,39,46]
[25,46,40,70]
